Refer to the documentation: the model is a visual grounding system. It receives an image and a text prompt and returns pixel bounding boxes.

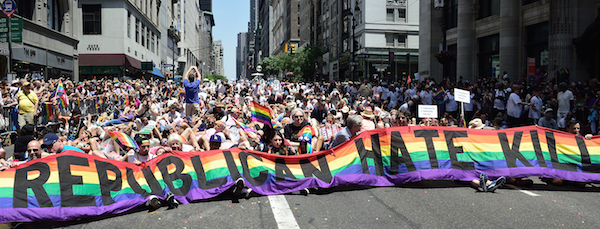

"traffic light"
[285,44,289,53]
[291,44,296,54]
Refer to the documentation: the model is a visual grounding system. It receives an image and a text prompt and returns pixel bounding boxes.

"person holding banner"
[329,115,363,149]
[42,133,84,154]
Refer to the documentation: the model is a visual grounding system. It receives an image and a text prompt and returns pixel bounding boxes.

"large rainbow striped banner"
[1,126,600,223]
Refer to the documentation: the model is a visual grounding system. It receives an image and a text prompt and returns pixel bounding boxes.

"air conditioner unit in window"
[434,0,444,8]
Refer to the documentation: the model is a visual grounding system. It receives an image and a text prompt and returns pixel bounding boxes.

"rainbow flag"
[434,88,445,100]
[251,101,272,126]
[108,131,138,150]
[55,80,69,109]
[461,116,467,128]
[234,118,257,134]
[41,102,53,124]
[271,120,281,129]
[298,126,316,154]
[179,88,186,97]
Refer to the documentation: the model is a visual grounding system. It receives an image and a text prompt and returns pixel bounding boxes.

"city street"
[13,179,600,229]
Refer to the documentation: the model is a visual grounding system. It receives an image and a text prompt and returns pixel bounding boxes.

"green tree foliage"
[203,74,228,82]
[258,46,322,82]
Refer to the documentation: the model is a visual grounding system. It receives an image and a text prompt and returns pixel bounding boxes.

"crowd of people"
[0,67,598,192]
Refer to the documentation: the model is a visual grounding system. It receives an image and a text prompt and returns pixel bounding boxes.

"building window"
[386,9,394,22]
[47,0,63,31]
[127,12,131,38]
[478,34,500,78]
[146,29,150,50]
[135,18,140,43]
[151,34,155,53]
[478,0,500,19]
[142,25,146,47]
[82,5,102,34]
[526,22,549,69]
[444,0,458,29]
[386,8,406,23]
[397,8,406,22]
[386,33,406,47]
[17,0,35,20]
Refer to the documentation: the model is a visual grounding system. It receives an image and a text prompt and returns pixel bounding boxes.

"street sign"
[356,54,370,58]
[0,17,22,32]
[2,0,16,18]
[0,31,20,42]
[350,61,359,66]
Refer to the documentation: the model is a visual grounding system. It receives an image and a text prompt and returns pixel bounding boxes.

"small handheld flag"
[250,101,272,126]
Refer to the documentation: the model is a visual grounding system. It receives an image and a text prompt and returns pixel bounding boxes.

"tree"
[203,74,227,82]
[257,46,322,81]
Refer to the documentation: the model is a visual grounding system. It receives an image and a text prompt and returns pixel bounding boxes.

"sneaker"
[232,178,245,196]
[146,195,160,210]
[487,176,506,193]
[244,188,253,199]
[479,173,489,192]
[166,192,179,209]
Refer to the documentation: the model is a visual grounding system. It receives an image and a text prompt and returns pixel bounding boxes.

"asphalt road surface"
[9,178,600,229]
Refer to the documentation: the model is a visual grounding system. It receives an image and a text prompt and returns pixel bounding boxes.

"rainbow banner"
[41,102,54,124]
[250,101,272,126]
[2,126,600,223]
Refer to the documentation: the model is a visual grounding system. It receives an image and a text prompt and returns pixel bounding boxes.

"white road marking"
[268,195,301,229]
[506,184,540,196]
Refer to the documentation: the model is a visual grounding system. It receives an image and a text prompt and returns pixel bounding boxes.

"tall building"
[258,0,270,62]
[237,32,248,80]
[199,11,216,76]
[349,0,419,82]
[247,0,260,78]
[77,0,162,80]
[269,0,300,56]
[2,0,79,80]
[419,0,600,82]
[175,0,203,76]
[159,0,181,80]
[213,40,224,76]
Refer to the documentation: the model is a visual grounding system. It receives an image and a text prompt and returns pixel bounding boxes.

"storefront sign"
[528,57,536,76]
[12,45,46,66]
[47,51,73,71]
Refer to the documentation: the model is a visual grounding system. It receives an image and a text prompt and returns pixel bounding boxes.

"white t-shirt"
[506,93,522,118]
[528,96,542,119]
[444,94,458,112]
[420,90,433,105]
[127,151,156,163]
[557,90,574,112]
[494,89,506,110]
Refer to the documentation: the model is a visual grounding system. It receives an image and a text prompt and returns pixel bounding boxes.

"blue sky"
[213,0,250,80]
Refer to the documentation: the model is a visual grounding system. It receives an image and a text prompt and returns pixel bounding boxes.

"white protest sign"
[454,88,471,104]
[418,105,438,118]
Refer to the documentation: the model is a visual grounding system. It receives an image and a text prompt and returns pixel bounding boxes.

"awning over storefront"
[79,54,142,69]
[150,67,164,78]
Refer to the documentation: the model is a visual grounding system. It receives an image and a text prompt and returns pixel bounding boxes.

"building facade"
[213,40,224,76]
[175,0,202,76]
[2,0,79,80]
[198,10,215,76]
[76,0,162,80]
[269,0,300,56]
[237,32,247,80]
[419,0,600,83]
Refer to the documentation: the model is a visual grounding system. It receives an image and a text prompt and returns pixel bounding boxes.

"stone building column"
[456,0,474,82]
[499,0,520,82]
[549,0,574,72]
[418,0,442,81]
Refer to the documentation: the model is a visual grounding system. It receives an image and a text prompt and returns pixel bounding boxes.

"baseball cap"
[42,133,59,146]
[545,108,553,113]
[209,134,223,143]
[22,82,31,87]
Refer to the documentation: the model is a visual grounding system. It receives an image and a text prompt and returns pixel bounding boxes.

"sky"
[213,0,250,80]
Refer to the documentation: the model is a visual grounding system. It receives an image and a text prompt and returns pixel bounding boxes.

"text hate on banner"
[1,126,600,223]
